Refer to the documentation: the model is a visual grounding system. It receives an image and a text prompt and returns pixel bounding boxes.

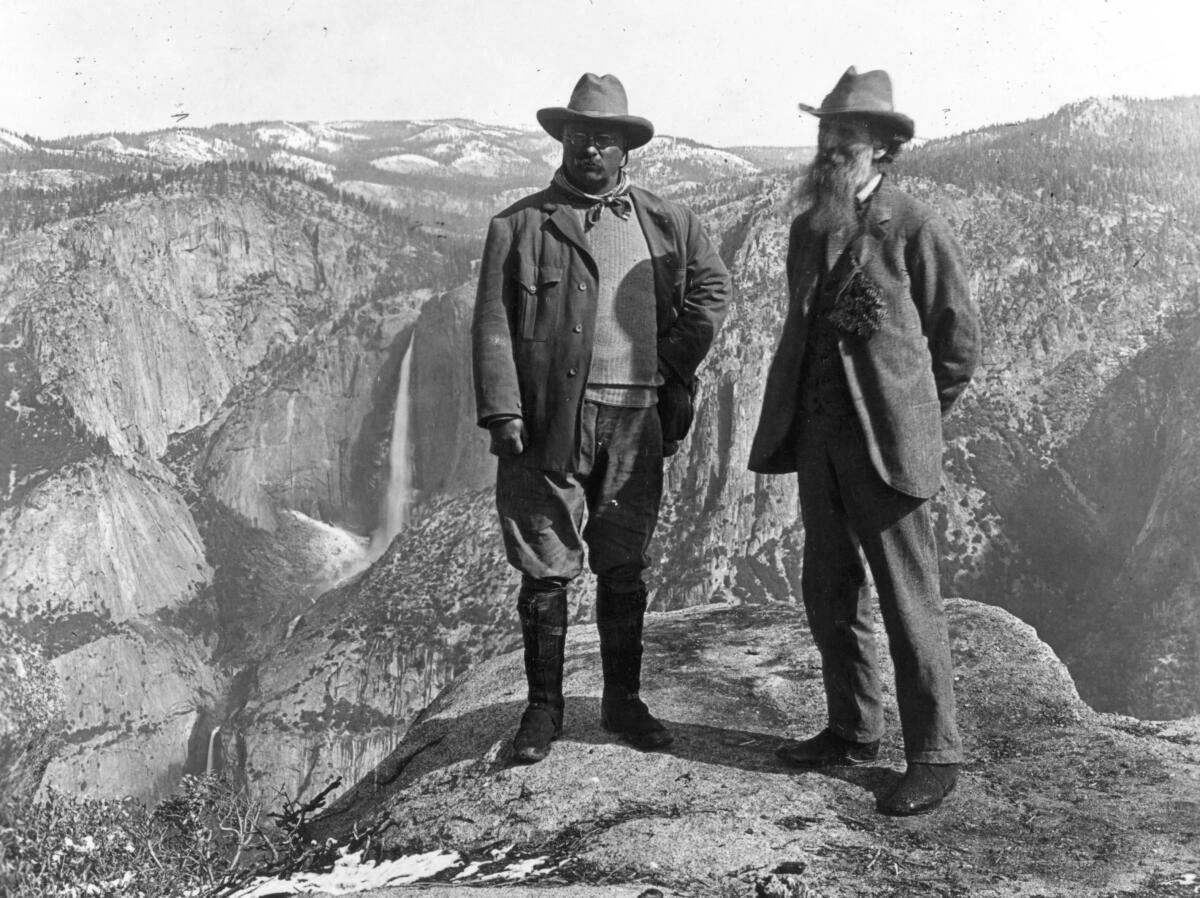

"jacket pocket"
[516,264,562,341]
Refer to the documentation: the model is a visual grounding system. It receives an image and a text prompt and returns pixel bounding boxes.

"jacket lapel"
[855,178,893,268]
[825,228,851,272]
[542,198,593,267]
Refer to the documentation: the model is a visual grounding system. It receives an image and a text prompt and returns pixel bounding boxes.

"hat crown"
[821,67,896,116]
[798,66,915,140]
[566,73,630,117]
[536,72,655,149]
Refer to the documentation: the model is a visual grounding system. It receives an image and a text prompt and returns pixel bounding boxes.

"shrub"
[0,774,352,897]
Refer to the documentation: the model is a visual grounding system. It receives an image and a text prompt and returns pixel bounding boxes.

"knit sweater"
[582,206,660,407]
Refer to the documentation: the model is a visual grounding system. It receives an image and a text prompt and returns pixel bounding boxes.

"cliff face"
[305,600,1200,897]
[410,282,495,497]
[0,170,458,800]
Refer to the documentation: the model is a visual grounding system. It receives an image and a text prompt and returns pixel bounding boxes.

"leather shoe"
[512,704,561,763]
[601,692,674,751]
[878,762,959,815]
[775,728,880,767]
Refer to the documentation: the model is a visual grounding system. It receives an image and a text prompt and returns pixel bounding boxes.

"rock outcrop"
[307,599,1200,898]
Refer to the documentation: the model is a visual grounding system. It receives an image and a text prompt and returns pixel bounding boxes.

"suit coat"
[473,184,731,473]
[748,177,979,498]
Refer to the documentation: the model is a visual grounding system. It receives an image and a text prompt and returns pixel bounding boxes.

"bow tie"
[584,194,633,223]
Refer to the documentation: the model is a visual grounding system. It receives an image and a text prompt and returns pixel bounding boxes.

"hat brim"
[536,107,655,150]
[798,104,914,141]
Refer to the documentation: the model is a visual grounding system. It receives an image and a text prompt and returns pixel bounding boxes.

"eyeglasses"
[562,129,624,149]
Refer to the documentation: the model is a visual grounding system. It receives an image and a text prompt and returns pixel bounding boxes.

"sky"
[1,0,1197,148]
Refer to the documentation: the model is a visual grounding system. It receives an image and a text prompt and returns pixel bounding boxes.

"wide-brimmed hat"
[799,66,915,141]
[537,73,655,150]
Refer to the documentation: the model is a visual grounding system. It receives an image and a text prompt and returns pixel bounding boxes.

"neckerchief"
[551,168,634,223]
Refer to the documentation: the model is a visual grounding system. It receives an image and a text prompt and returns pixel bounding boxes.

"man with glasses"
[750,67,979,815]
[473,73,730,763]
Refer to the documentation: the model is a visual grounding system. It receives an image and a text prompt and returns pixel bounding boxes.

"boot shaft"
[518,585,568,714]
[596,582,648,697]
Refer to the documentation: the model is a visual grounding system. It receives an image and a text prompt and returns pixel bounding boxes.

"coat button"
[573,324,582,333]
[568,368,577,377]
[577,282,586,291]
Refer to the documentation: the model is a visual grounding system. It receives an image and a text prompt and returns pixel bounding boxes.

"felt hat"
[537,73,655,150]
[799,66,915,141]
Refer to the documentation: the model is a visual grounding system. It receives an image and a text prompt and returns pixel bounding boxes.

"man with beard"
[473,73,730,763]
[749,67,979,815]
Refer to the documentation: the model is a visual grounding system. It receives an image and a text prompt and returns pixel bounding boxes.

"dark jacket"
[748,178,979,498]
[472,183,731,472]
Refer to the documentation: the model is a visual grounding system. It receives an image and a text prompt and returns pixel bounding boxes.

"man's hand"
[488,418,525,457]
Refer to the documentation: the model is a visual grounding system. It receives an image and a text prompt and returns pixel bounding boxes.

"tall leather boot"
[596,582,673,751]
[512,584,567,763]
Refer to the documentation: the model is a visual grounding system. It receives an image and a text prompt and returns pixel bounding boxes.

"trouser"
[496,401,663,595]
[498,402,664,710]
[795,410,963,764]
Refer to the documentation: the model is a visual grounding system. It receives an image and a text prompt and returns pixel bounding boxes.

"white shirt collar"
[857,173,882,204]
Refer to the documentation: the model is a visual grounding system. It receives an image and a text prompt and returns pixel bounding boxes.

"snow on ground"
[0,130,32,153]
[84,136,124,153]
[232,850,461,896]
[446,141,532,177]
[0,169,107,190]
[230,847,558,896]
[254,122,360,155]
[371,153,442,175]
[267,150,336,182]
[1069,97,1130,135]
[310,122,370,143]
[147,131,245,164]
[638,136,760,175]
[404,122,480,144]
[80,136,152,157]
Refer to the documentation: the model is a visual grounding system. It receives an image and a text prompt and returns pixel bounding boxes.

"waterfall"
[205,726,221,776]
[370,339,415,557]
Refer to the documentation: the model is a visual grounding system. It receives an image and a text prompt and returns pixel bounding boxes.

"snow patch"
[85,136,125,153]
[254,122,352,155]
[0,130,31,153]
[231,849,462,896]
[638,136,760,175]
[146,131,245,164]
[1069,98,1130,136]
[450,141,532,177]
[309,122,369,143]
[0,169,106,190]
[371,153,442,174]
[82,136,151,157]
[404,122,480,144]
[267,150,336,181]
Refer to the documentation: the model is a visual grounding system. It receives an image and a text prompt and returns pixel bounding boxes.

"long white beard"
[796,143,876,235]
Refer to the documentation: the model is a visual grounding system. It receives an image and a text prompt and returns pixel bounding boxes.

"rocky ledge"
[302,599,1200,898]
